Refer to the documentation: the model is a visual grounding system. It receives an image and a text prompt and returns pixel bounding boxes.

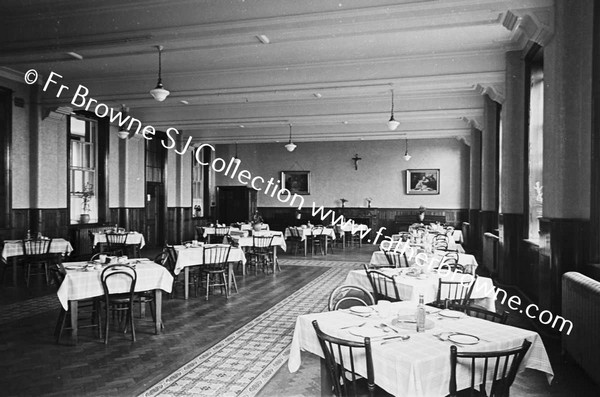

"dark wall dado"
[2,208,70,241]
[167,207,194,245]
[539,217,589,315]
[498,213,524,285]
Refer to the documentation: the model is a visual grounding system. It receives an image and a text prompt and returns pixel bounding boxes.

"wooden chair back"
[363,264,401,303]
[449,340,532,397]
[312,320,375,397]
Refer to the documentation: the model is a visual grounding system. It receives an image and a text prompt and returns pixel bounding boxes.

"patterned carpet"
[139,259,361,397]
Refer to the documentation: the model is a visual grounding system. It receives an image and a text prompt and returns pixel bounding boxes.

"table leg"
[70,300,79,345]
[324,237,328,255]
[304,239,307,257]
[228,263,233,291]
[154,289,163,334]
[273,248,277,273]
[184,267,189,300]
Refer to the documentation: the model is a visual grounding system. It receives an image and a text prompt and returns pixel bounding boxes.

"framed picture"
[281,171,310,195]
[406,169,440,195]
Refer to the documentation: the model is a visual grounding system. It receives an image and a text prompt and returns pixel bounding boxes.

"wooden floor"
[2,243,599,397]
[0,247,334,397]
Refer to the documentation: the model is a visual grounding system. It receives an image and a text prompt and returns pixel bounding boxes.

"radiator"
[562,272,600,385]
[482,232,498,275]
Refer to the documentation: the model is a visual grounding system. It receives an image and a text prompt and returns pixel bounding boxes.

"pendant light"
[117,104,131,139]
[285,123,297,152]
[149,45,170,102]
[403,138,412,161]
[387,88,400,131]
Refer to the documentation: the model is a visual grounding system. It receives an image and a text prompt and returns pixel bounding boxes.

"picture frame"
[281,171,310,195]
[406,169,440,195]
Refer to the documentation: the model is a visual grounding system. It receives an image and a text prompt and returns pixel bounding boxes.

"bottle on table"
[416,294,426,333]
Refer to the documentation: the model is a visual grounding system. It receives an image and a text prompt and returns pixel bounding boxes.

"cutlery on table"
[379,335,411,344]
[379,323,399,333]
[340,322,366,330]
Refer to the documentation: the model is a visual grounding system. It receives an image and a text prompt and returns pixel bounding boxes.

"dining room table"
[234,230,286,273]
[284,226,336,256]
[288,301,554,397]
[2,238,74,285]
[56,258,173,344]
[173,243,247,299]
[344,266,497,311]
[370,247,475,273]
[337,223,369,247]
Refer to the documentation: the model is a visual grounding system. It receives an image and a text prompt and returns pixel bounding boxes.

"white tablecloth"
[284,227,336,241]
[344,268,496,311]
[93,232,146,249]
[239,223,270,231]
[288,301,553,397]
[370,249,475,272]
[338,223,369,232]
[173,244,247,275]
[56,259,173,310]
[2,238,73,260]
[236,231,287,252]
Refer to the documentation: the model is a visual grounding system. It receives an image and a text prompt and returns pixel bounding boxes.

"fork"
[340,322,366,330]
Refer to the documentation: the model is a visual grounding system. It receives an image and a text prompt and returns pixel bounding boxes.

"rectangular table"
[370,249,475,272]
[173,244,247,299]
[56,259,173,343]
[288,301,553,397]
[345,267,497,311]
[2,238,74,285]
[337,223,369,247]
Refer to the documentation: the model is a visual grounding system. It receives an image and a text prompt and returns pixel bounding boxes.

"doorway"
[145,135,166,247]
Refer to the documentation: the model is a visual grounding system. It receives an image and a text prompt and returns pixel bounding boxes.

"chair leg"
[205,273,210,300]
[104,304,110,345]
[55,309,67,343]
[128,304,136,342]
[222,273,229,299]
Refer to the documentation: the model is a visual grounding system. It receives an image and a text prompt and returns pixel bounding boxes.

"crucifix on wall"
[352,153,362,170]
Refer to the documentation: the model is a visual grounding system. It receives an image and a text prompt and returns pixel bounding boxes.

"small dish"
[439,310,466,319]
[448,333,479,345]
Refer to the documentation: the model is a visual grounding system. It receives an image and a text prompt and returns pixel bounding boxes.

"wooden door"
[145,182,164,247]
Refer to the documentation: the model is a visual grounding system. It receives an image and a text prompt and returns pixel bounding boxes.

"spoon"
[379,323,399,333]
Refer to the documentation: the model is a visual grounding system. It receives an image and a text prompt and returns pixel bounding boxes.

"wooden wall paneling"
[521,240,540,303]
[498,213,524,285]
[539,218,589,315]
[468,209,481,256]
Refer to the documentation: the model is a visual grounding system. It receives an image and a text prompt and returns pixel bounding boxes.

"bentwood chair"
[447,303,509,324]
[308,227,325,255]
[201,245,231,300]
[50,262,102,344]
[312,320,378,397]
[328,285,375,311]
[363,264,401,303]
[449,340,532,397]
[100,264,137,344]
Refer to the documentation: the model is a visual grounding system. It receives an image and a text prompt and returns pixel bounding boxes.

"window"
[69,115,98,224]
[527,60,544,240]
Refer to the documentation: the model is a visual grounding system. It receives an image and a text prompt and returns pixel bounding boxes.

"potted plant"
[417,205,426,222]
[79,182,94,224]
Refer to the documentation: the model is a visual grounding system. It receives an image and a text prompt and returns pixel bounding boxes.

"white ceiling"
[0,0,553,144]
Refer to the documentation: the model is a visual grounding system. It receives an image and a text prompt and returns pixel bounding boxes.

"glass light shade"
[150,86,170,102]
[285,142,297,152]
[403,153,412,161]
[388,117,400,131]
[117,129,130,139]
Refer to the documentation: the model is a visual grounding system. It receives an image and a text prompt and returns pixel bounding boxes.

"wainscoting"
[498,213,524,284]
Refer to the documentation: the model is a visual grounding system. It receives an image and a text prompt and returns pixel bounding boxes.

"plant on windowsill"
[79,182,94,224]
